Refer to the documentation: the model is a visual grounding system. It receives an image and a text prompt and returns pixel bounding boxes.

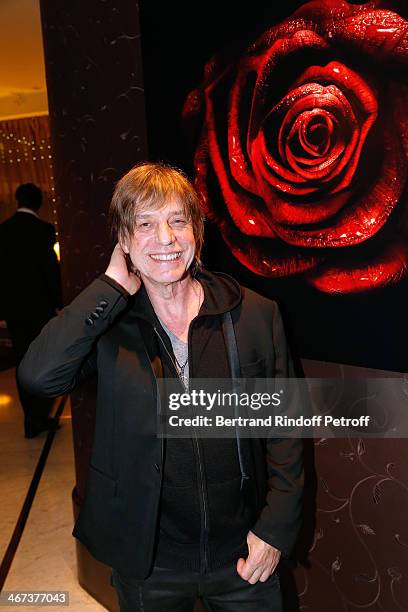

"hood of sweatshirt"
[129,268,242,323]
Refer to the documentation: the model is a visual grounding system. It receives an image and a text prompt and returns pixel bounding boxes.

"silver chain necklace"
[156,333,188,382]
[155,281,202,388]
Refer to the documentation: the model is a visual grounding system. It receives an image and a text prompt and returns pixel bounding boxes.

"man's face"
[122,200,196,286]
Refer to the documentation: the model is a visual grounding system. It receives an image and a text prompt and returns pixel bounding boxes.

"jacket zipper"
[154,322,210,574]
[194,430,209,573]
[187,321,209,574]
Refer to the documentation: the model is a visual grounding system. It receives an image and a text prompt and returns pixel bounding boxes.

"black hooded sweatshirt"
[134,269,252,573]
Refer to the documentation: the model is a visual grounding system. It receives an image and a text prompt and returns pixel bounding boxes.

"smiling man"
[19,162,304,612]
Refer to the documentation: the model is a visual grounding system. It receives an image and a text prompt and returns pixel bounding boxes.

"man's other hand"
[236,531,281,584]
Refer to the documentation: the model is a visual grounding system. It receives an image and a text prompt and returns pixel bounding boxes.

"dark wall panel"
[41,0,147,302]
[40,2,148,609]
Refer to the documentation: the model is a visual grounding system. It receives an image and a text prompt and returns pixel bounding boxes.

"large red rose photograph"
[140,0,408,371]
[137,5,408,609]
[183,0,407,295]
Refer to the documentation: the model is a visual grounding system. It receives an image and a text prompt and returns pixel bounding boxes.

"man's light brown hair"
[109,162,205,270]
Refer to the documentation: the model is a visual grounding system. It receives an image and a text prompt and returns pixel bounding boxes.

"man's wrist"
[100,273,130,297]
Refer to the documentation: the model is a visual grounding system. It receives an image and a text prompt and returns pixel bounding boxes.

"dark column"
[40,2,147,609]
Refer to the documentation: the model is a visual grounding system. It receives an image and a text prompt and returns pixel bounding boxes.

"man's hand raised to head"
[105,244,142,296]
[237,531,281,584]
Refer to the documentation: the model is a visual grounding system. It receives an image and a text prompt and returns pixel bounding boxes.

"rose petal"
[295,111,336,159]
[277,87,354,179]
[285,63,379,192]
[294,62,378,116]
[228,30,329,195]
[332,10,408,64]
[391,82,408,157]
[273,64,378,188]
[251,1,355,56]
[219,217,321,277]
[306,242,408,293]
[228,56,260,194]
[258,187,352,225]
[251,81,365,196]
[196,123,276,237]
[248,30,330,141]
[285,112,347,179]
[272,125,406,246]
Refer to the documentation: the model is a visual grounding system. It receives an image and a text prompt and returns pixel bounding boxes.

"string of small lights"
[0,117,59,244]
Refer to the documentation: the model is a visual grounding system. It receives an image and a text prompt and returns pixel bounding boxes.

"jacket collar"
[16,208,39,217]
[129,268,242,324]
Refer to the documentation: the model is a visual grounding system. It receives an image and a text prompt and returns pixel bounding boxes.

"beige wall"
[0,0,48,120]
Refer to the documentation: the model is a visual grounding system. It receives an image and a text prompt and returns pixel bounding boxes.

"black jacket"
[134,271,255,573]
[0,211,62,321]
[18,270,304,577]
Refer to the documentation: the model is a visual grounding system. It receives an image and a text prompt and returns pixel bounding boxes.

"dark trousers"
[7,315,55,435]
[112,564,282,612]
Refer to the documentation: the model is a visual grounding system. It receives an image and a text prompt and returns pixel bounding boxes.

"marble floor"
[0,368,106,611]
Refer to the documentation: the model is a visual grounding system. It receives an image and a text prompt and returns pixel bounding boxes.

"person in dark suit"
[0,183,62,437]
